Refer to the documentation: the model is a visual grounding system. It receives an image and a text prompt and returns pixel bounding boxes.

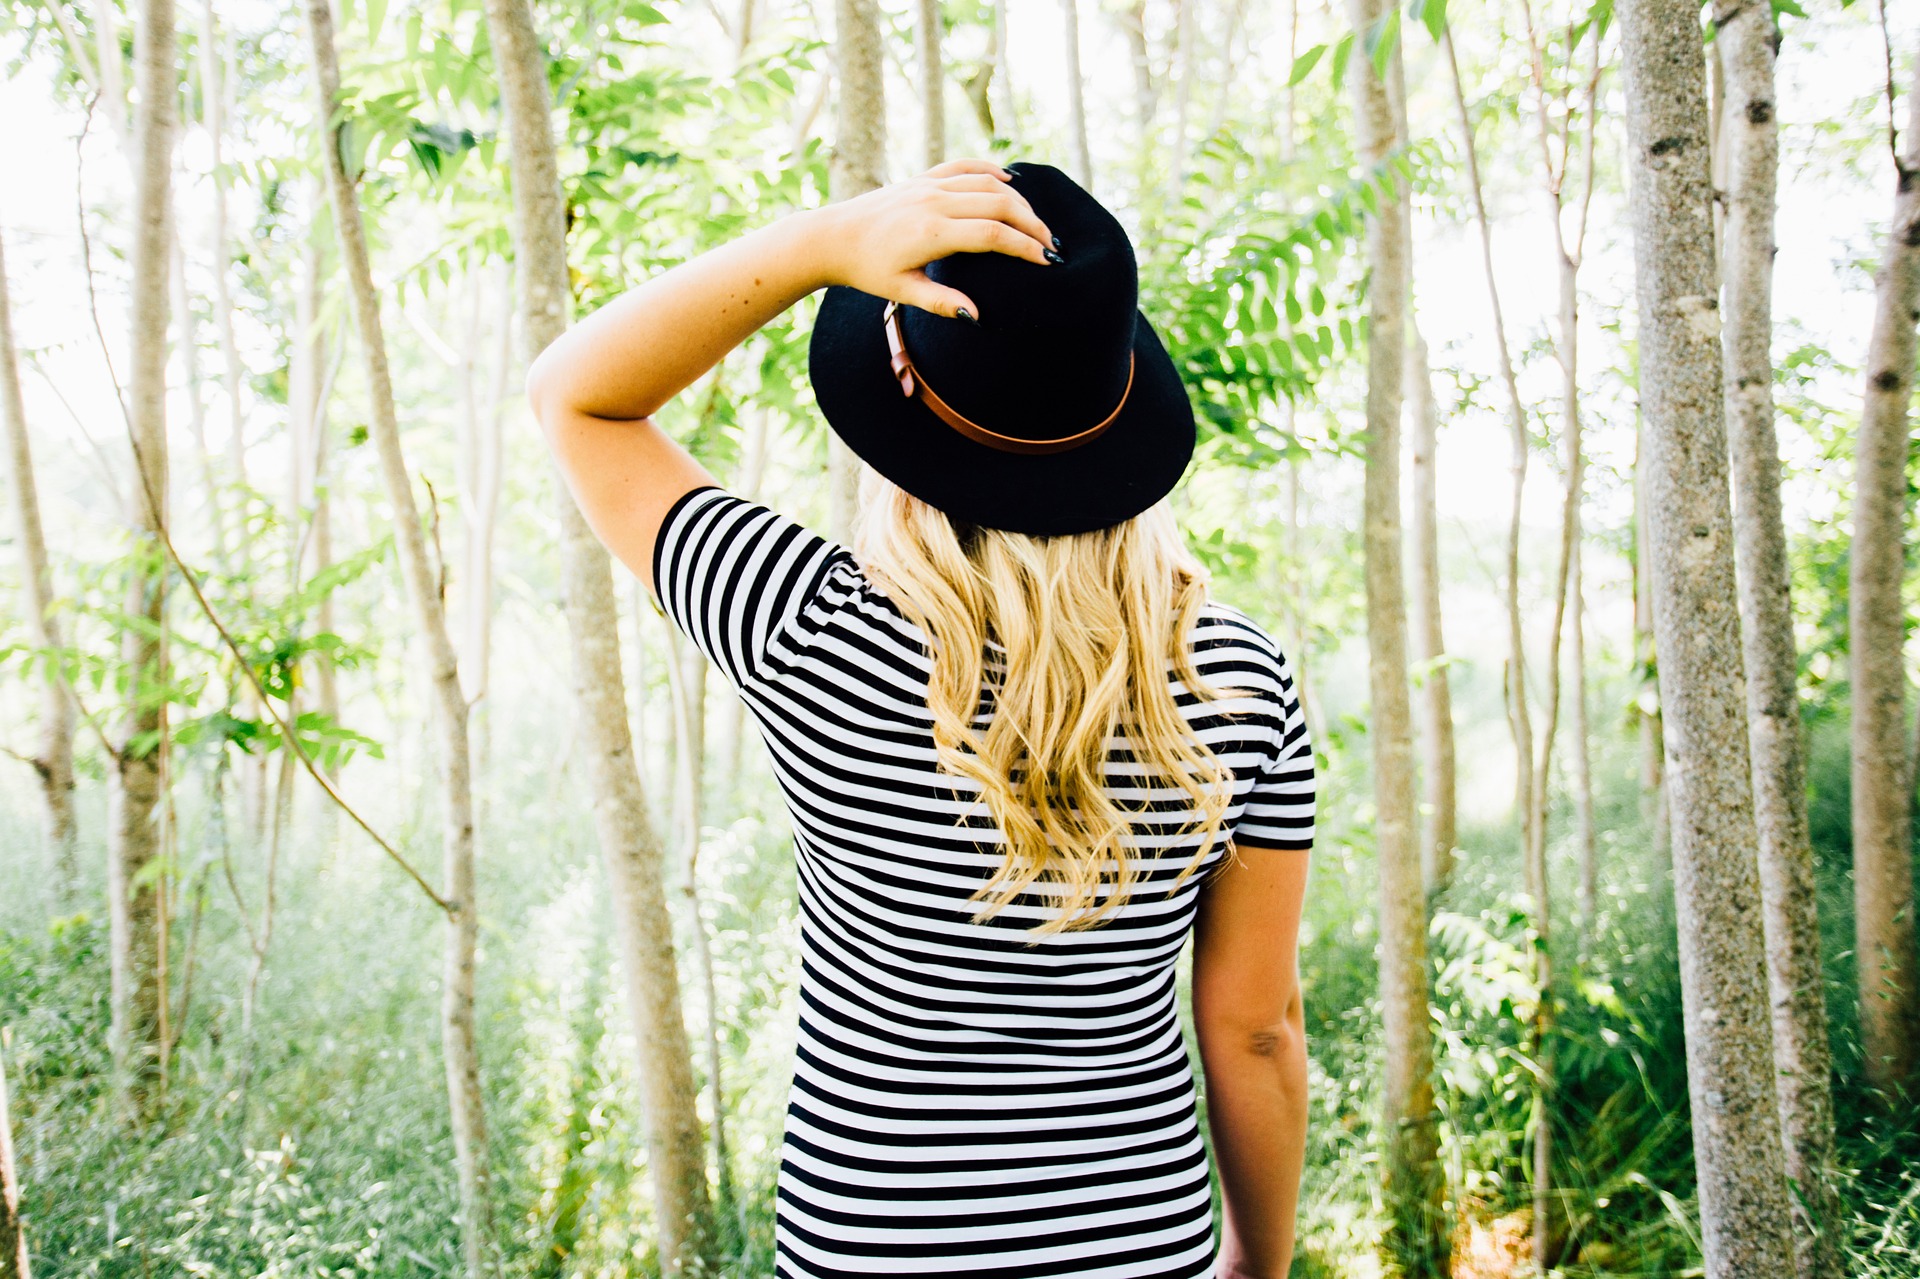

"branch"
[74,98,453,918]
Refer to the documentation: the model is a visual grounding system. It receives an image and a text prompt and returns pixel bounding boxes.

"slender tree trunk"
[1060,0,1093,189]
[1119,1,1154,145]
[915,0,944,169]
[1716,5,1843,1270]
[1615,0,1799,1270]
[304,3,493,1272]
[109,0,176,1122]
[1349,1,1445,1271]
[990,0,1014,139]
[198,0,245,494]
[1405,322,1456,897]
[828,0,884,543]
[1169,0,1196,194]
[1570,543,1596,927]
[478,0,719,1265]
[0,1041,24,1279]
[1849,49,1920,1103]
[0,225,78,902]
[1442,28,1536,899]
[665,630,734,1229]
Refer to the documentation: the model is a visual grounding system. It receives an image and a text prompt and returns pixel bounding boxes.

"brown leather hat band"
[883,301,1133,456]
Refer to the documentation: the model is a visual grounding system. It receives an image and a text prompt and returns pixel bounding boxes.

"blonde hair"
[850,468,1243,939]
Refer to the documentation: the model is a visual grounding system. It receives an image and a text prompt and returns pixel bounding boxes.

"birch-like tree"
[1849,46,1920,1103]
[1615,0,1798,1269]
[477,0,721,1265]
[916,0,944,169]
[1404,326,1456,895]
[304,2,493,1272]
[1348,1,1446,1270]
[0,224,78,901]
[109,0,177,1119]
[827,0,885,543]
[1061,0,1093,189]
[1715,2,1841,1270]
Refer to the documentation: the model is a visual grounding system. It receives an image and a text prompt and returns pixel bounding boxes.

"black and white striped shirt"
[652,485,1314,1278]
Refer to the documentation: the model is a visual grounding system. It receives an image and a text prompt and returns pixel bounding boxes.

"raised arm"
[525,158,1057,594]
[1192,842,1312,1279]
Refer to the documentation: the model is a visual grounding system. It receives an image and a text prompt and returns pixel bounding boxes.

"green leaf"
[1416,0,1450,42]
[1367,8,1401,79]
[1287,43,1327,86]
[1329,31,1355,92]
[366,0,388,45]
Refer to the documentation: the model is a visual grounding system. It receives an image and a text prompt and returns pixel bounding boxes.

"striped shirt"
[652,485,1314,1278]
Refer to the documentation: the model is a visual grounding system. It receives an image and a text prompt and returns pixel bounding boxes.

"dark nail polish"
[1051,235,1062,250]
[1044,248,1065,266]
[957,307,977,324]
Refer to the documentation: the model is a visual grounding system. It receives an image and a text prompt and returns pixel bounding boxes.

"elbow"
[1198,989,1307,1064]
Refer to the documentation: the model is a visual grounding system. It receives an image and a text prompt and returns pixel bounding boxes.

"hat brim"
[808,286,1197,537]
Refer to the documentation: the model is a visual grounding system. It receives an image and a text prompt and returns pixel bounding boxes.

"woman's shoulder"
[1190,598,1302,699]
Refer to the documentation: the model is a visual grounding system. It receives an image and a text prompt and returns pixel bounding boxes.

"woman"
[529,158,1314,1279]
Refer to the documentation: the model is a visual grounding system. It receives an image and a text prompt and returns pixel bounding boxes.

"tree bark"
[1849,47,1920,1103]
[1405,317,1456,897]
[828,0,884,543]
[1118,1,1154,144]
[1615,0,1799,1270]
[1632,427,1667,850]
[1348,1,1446,1271]
[109,0,176,1122]
[0,225,78,903]
[198,0,246,494]
[1060,0,1093,190]
[1442,28,1536,906]
[915,0,944,170]
[304,2,493,1272]
[1715,4,1843,1271]
[477,0,719,1266]
[1570,543,1596,927]
[0,1040,24,1279]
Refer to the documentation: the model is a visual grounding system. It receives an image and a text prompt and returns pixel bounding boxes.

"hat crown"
[898,163,1139,438]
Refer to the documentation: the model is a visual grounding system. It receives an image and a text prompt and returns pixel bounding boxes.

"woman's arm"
[1192,843,1312,1279]
[525,158,1057,594]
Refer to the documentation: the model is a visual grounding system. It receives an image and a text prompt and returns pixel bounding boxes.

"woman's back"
[655,485,1313,1277]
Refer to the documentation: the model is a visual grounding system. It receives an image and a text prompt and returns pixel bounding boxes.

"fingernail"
[957,307,978,324]
[1044,248,1065,266]
[1051,235,1062,250]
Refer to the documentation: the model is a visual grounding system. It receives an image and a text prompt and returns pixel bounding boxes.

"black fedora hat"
[808,162,1196,537]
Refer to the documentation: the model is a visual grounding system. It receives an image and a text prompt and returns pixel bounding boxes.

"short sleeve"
[649,485,849,690]
[1234,648,1316,850]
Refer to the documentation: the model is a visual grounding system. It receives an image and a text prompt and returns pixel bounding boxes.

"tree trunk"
[0,1040,24,1279]
[1405,320,1456,898]
[1715,4,1843,1271]
[198,0,246,494]
[828,0,885,543]
[1569,542,1596,928]
[1615,0,1799,1270]
[1632,427,1667,850]
[665,629,735,1231]
[990,0,1014,140]
[1348,1,1446,1271]
[1168,0,1196,194]
[1060,0,1093,190]
[1119,1,1154,144]
[477,0,719,1266]
[0,226,78,903]
[1442,27,1536,905]
[1849,48,1920,1103]
[109,0,177,1122]
[304,3,494,1272]
[915,0,943,170]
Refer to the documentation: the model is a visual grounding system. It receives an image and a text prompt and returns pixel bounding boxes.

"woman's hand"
[813,158,1060,322]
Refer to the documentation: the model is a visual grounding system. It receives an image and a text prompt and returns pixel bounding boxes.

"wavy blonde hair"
[851,468,1244,939]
